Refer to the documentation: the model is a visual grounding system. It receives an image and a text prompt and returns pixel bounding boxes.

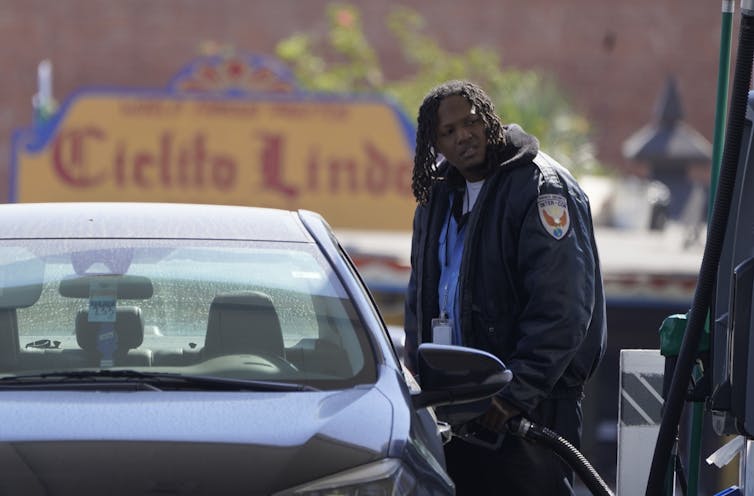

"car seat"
[203,291,284,359]
[75,306,151,366]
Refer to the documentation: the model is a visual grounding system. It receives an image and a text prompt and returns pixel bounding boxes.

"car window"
[0,239,376,389]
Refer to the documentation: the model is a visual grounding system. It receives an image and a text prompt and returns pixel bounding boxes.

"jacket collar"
[498,123,540,168]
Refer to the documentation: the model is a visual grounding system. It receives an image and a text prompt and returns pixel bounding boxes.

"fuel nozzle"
[506,415,530,437]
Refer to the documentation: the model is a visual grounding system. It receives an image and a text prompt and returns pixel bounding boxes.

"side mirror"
[411,343,512,409]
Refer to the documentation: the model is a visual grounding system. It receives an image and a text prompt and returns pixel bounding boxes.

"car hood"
[0,386,394,495]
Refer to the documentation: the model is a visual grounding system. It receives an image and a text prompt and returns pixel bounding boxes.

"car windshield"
[0,238,376,390]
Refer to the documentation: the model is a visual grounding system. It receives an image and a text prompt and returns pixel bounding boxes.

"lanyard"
[438,197,466,339]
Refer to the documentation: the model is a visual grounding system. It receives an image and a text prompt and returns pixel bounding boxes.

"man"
[404,80,607,495]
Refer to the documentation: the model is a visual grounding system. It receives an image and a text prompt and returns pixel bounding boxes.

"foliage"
[275,3,604,176]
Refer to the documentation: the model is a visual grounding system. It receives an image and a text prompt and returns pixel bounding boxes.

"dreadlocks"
[412,80,506,205]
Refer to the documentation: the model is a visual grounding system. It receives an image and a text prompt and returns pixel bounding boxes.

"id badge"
[431,317,453,345]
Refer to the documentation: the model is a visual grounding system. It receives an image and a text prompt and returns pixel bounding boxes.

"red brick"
[0,0,726,203]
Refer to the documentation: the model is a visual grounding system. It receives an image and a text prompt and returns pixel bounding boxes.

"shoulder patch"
[537,194,570,240]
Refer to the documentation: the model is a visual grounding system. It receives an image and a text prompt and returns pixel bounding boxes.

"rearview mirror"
[411,343,512,409]
[59,274,154,299]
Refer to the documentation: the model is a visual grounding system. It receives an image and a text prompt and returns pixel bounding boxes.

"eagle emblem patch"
[537,194,570,240]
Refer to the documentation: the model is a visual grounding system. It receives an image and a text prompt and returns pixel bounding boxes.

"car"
[0,202,509,496]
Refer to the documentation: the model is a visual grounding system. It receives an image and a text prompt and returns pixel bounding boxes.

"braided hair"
[412,80,506,205]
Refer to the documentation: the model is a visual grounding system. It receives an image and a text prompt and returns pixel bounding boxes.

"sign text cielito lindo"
[16,96,415,230]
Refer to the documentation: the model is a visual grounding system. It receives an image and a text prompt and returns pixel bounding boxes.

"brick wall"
[0,0,729,202]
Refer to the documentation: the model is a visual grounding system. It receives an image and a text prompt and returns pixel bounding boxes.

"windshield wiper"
[0,370,318,392]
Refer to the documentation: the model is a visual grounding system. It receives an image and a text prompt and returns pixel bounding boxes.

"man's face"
[435,94,488,181]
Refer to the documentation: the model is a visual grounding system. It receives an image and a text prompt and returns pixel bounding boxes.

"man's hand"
[478,397,521,433]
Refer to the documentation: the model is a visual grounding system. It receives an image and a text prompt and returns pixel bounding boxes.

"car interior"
[0,259,374,388]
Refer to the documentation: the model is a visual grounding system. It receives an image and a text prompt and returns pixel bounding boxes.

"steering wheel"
[250,352,299,373]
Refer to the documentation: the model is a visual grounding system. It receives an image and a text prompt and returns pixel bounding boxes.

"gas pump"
[709,88,754,436]
[646,1,754,494]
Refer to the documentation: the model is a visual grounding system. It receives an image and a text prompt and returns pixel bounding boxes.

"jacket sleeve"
[499,186,597,414]
[403,204,423,373]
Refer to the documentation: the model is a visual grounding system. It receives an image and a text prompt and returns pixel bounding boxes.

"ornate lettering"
[54,127,237,191]
[259,134,299,199]
[47,126,410,201]
[52,127,107,187]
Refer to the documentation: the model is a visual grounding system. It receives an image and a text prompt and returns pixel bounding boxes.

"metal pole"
[687,401,704,496]
[710,0,735,211]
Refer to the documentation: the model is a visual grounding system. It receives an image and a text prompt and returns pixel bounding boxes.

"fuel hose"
[508,416,614,496]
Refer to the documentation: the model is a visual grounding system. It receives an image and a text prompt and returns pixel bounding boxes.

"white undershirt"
[463,179,485,214]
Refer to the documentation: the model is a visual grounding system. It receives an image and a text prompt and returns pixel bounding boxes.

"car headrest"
[204,291,284,358]
[75,306,145,352]
[0,258,44,309]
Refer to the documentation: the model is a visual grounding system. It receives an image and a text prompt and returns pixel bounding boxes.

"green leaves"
[274,3,604,177]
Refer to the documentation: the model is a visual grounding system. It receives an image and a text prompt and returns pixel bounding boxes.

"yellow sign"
[12,55,417,231]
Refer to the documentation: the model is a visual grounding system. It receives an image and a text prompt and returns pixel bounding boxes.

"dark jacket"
[404,125,607,414]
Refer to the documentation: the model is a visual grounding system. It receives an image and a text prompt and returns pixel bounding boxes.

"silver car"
[0,202,508,496]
